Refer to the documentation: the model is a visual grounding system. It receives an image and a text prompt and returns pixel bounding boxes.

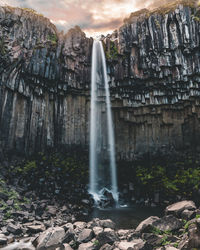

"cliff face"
[1,3,200,159]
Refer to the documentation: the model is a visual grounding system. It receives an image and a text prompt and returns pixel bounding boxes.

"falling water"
[89,40,118,204]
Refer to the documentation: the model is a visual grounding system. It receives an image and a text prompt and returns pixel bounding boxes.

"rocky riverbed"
[0,198,200,249]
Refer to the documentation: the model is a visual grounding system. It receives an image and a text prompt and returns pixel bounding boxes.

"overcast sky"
[0,0,172,36]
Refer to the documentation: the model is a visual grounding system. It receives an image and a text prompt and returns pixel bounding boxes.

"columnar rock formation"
[1,2,200,159]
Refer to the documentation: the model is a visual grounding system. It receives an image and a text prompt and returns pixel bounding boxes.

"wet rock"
[97,230,119,246]
[36,227,65,249]
[165,201,196,216]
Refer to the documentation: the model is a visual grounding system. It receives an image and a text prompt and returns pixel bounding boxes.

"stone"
[118,239,145,250]
[78,242,95,250]
[62,228,75,243]
[74,221,87,230]
[0,192,8,201]
[97,230,119,246]
[37,227,65,249]
[99,243,112,250]
[46,206,57,216]
[142,233,163,247]
[99,219,115,229]
[181,209,196,220]
[0,235,7,245]
[165,201,196,216]
[7,224,22,235]
[165,247,178,250]
[77,229,93,243]
[27,224,45,233]
[62,243,73,250]
[153,215,183,232]
[93,226,103,236]
[135,216,159,233]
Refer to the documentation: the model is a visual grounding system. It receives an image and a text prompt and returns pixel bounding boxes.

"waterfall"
[89,40,118,204]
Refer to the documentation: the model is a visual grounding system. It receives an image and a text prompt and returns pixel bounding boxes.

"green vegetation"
[22,8,43,17]
[48,33,58,45]
[118,155,200,202]
[93,240,99,246]
[0,177,31,220]
[105,41,119,61]
[124,0,198,23]
[134,159,200,199]
[10,151,88,199]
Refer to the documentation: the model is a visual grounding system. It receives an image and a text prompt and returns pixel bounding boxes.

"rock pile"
[1,200,200,249]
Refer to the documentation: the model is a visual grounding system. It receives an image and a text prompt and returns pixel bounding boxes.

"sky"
[0,0,172,37]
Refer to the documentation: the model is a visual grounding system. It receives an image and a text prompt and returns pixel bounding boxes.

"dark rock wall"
[1,4,200,159]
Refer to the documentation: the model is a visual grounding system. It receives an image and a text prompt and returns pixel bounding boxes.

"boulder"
[142,233,163,247]
[118,239,145,250]
[135,216,159,233]
[165,201,196,216]
[0,234,7,245]
[7,224,22,235]
[46,206,57,216]
[165,247,178,250]
[36,227,65,249]
[77,229,93,243]
[99,243,112,250]
[78,242,95,250]
[99,219,115,229]
[62,228,75,243]
[27,224,45,233]
[181,209,196,220]
[153,215,183,232]
[62,243,73,250]
[93,226,103,236]
[97,230,119,246]
[187,223,200,249]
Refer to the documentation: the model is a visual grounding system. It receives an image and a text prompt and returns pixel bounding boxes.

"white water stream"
[89,40,118,204]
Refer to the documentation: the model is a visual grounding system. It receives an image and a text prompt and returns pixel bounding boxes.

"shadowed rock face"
[1,3,200,159]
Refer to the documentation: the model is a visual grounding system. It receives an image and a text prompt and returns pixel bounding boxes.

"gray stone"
[78,242,95,250]
[118,239,145,250]
[36,227,65,249]
[99,219,116,229]
[153,215,183,232]
[135,216,159,233]
[97,230,119,246]
[7,224,22,235]
[77,229,93,243]
[165,201,196,216]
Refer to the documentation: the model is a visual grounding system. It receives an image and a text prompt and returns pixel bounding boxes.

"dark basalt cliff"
[1,2,200,159]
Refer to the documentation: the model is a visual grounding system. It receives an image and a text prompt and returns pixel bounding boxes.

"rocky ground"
[0,196,200,249]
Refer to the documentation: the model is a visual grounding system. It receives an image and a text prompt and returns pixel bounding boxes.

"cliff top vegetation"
[124,0,199,23]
